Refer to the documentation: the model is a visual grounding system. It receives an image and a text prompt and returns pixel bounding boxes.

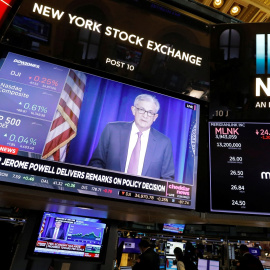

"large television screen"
[209,121,270,215]
[32,212,108,259]
[0,45,201,209]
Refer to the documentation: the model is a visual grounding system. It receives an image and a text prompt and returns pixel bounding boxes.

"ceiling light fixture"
[213,0,224,9]
[230,5,241,16]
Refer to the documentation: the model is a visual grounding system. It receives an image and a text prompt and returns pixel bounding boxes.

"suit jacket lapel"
[142,128,156,175]
[120,122,133,171]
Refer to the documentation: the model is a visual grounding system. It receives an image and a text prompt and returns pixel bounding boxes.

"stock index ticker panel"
[209,122,270,215]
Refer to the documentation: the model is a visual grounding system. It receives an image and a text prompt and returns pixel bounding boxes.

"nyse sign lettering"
[255,34,270,108]
[32,3,203,66]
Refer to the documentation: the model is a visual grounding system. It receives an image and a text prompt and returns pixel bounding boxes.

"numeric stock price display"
[118,191,190,205]
[209,122,270,215]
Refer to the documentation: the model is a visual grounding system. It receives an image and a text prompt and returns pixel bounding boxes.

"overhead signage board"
[2,0,210,102]
[210,23,270,120]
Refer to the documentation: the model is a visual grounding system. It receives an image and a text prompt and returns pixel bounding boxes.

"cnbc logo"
[256,34,270,97]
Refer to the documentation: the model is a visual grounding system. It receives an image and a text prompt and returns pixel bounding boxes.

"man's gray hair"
[134,94,160,113]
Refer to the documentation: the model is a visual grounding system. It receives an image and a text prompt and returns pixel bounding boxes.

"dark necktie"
[127,132,142,175]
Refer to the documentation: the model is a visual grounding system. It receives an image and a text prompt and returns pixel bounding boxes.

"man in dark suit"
[89,94,174,180]
[45,221,65,240]
[132,239,160,270]
[237,244,263,270]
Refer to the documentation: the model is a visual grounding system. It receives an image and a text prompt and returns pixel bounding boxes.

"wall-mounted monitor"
[209,121,270,215]
[30,212,109,260]
[163,224,185,234]
[0,44,202,210]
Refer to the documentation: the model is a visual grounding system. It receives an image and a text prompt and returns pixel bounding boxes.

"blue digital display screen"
[34,212,107,259]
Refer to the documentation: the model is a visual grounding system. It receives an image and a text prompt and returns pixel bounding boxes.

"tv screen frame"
[0,43,207,211]
[27,211,110,261]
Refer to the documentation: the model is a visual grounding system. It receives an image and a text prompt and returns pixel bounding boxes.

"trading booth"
[1,0,270,270]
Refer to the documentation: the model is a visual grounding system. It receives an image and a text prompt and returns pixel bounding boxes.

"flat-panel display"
[209,121,270,215]
[163,224,185,234]
[0,45,201,209]
[165,241,185,255]
[32,212,108,260]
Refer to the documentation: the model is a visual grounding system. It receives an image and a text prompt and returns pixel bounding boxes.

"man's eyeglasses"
[135,107,156,117]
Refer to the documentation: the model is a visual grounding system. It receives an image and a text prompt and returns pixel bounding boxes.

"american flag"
[39,216,46,237]
[42,69,86,161]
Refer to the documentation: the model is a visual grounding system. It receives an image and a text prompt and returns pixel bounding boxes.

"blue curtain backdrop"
[66,73,198,184]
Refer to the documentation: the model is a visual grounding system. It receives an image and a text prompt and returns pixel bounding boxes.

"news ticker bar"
[0,152,192,200]
[0,169,191,206]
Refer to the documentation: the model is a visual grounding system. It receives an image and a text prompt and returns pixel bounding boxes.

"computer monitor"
[166,241,185,255]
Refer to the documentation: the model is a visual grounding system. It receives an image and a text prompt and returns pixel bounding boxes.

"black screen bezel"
[26,211,110,262]
[0,42,209,212]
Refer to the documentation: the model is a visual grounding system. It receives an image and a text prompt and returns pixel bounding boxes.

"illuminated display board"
[209,121,270,215]
[0,45,201,209]
[210,23,270,120]
[2,0,210,102]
